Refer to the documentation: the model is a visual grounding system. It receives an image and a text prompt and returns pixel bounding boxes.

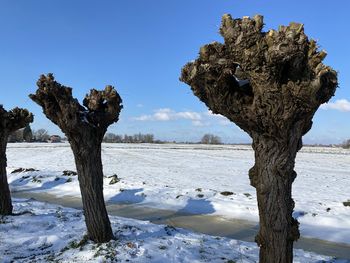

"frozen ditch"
[12,191,350,259]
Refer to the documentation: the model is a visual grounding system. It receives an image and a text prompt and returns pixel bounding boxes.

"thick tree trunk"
[0,134,12,215]
[249,136,300,263]
[181,13,337,263]
[71,139,114,243]
[30,74,122,243]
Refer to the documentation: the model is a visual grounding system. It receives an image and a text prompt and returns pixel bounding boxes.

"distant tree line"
[8,125,58,142]
[103,132,223,145]
[103,133,157,143]
[9,128,224,145]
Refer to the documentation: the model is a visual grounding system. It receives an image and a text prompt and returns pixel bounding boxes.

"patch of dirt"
[343,200,350,207]
[220,191,234,196]
[108,174,120,185]
[11,168,38,174]
[62,170,77,176]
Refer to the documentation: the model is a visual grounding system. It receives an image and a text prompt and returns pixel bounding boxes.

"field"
[1,143,350,262]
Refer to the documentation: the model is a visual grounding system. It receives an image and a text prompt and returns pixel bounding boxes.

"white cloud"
[176,111,202,120]
[133,108,202,123]
[321,99,350,112]
[133,109,232,126]
[153,108,172,121]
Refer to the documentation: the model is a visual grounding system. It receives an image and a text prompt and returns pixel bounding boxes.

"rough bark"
[0,134,11,215]
[0,106,33,215]
[180,14,337,262]
[29,74,123,242]
[249,136,301,262]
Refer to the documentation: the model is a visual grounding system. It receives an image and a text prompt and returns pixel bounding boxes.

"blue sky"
[0,0,349,143]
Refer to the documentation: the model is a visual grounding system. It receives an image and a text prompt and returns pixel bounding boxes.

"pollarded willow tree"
[0,106,33,215]
[181,14,337,263]
[30,74,123,243]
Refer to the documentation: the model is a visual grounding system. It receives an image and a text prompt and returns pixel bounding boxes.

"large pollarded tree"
[0,106,33,215]
[181,14,337,262]
[30,74,123,242]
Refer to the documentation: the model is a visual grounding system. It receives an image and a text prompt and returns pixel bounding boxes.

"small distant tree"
[200,134,210,144]
[0,106,33,215]
[34,128,50,142]
[131,133,154,143]
[181,14,337,262]
[124,134,134,143]
[103,133,123,143]
[143,134,154,143]
[341,139,350,149]
[23,124,33,142]
[211,135,221,144]
[115,134,123,143]
[200,134,222,144]
[133,133,141,143]
[103,133,117,143]
[30,74,123,242]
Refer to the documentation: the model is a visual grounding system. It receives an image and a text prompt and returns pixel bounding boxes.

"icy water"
[13,191,350,260]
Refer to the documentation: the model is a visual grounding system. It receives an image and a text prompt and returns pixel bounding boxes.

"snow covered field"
[1,198,342,263]
[2,143,350,262]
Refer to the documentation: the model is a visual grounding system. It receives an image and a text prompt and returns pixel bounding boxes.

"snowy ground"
[3,143,350,261]
[0,198,345,263]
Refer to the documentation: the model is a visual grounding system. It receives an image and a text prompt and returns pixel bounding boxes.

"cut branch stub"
[29,73,123,140]
[83,85,123,129]
[180,14,337,138]
[0,106,33,135]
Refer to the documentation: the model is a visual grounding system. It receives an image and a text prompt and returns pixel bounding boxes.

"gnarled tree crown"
[29,73,123,140]
[0,105,33,135]
[180,14,337,138]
